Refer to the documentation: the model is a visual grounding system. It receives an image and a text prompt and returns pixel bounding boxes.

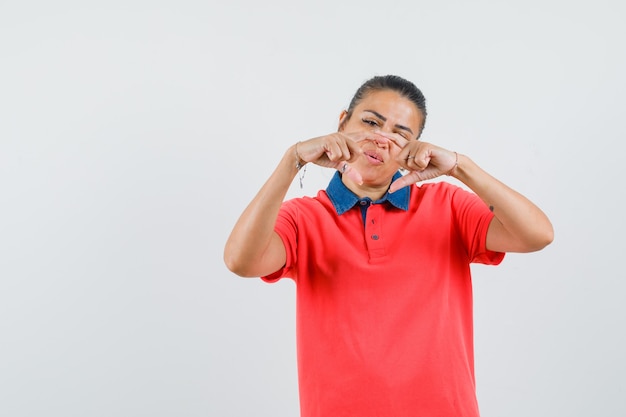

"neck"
[342,176,391,201]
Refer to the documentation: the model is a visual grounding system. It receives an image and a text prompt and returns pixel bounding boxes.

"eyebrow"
[363,110,414,135]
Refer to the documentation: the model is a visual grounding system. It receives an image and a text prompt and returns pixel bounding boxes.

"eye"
[362,118,379,127]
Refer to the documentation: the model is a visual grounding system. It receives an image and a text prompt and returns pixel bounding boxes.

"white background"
[1,1,624,416]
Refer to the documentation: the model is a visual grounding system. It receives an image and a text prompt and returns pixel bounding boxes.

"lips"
[364,150,384,165]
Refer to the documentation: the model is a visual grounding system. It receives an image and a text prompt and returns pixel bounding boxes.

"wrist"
[448,154,480,183]
[446,151,459,176]
[294,142,307,188]
[295,142,306,170]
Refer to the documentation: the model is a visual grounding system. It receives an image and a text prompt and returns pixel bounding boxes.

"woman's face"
[338,89,424,188]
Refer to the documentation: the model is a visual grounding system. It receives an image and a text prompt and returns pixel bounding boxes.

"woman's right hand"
[295,131,391,185]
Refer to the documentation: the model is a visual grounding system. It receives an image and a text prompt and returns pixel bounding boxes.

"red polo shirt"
[263,172,504,417]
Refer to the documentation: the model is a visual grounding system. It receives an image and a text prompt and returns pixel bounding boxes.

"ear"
[338,110,349,131]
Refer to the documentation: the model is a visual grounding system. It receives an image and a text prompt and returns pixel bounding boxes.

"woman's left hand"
[381,133,458,192]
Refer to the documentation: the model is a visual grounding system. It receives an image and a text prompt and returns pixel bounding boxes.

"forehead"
[355,89,424,132]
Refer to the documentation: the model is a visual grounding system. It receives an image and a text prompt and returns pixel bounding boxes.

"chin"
[360,173,394,187]
[359,166,396,181]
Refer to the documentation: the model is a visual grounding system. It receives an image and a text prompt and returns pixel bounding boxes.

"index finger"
[376,131,410,149]
[343,135,365,162]
[343,130,394,145]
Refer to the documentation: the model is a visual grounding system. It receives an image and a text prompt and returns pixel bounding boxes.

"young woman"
[224,75,553,417]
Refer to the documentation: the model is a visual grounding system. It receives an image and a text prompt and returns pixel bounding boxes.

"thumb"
[337,162,363,185]
[389,172,417,193]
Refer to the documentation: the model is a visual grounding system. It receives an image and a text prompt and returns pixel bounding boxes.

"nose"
[371,128,392,146]
[373,135,390,148]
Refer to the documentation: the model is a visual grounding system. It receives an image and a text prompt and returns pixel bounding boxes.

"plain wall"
[1,1,624,416]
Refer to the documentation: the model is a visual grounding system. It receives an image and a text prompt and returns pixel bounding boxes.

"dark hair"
[345,75,427,137]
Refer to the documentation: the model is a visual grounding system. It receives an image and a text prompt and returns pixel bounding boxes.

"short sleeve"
[261,199,300,283]
[450,186,505,265]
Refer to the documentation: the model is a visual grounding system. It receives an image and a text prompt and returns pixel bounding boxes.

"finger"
[399,150,414,167]
[389,172,419,193]
[399,149,424,172]
[334,135,361,162]
[414,149,432,170]
[377,131,410,149]
[344,164,363,185]
[343,137,364,162]
[335,161,363,185]
[345,130,390,145]
[322,140,345,162]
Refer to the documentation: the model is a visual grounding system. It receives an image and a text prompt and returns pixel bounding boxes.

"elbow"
[223,253,238,276]
[506,222,554,253]
[529,223,555,252]
[540,226,555,249]
[223,247,259,278]
[224,260,249,278]
[544,225,554,248]
[223,246,248,277]
[540,219,555,248]
[224,254,247,278]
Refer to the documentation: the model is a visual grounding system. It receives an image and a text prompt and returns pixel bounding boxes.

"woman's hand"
[380,132,553,252]
[296,131,393,185]
[380,134,458,192]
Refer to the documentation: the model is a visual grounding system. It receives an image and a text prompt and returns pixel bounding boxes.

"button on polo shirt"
[326,171,409,259]
[326,170,409,222]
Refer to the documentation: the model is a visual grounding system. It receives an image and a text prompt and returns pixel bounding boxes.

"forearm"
[451,154,554,253]
[224,145,299,277]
